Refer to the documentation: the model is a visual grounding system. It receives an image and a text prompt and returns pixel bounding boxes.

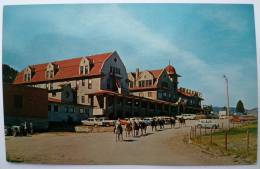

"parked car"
[81,117,114,127]
[176,114,196,120]
[196,119,219,129]
[143,117,153,125]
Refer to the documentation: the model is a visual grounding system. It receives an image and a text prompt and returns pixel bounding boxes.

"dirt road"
[5,123,243,165]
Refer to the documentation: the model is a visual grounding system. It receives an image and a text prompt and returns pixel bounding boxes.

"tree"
[236,100,245,114]
[2,64,18,83]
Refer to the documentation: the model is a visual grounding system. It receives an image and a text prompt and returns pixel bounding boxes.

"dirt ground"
[5,121,249,165]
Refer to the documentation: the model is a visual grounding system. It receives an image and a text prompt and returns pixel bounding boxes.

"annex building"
[13,51,203,122]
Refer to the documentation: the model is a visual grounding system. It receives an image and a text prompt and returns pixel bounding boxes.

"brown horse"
[125,122,132,137]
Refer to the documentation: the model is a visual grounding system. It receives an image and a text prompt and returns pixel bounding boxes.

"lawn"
[193,121,258,164]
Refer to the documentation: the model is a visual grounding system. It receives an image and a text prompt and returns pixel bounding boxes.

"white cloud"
[5,4,257,108]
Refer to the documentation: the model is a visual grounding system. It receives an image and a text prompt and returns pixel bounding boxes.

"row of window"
[80,65,89,75]
[110,66,121,74]
[46,70,54,79]
[81,79,92,88]
[138,92,153,97]
[138,80,153,88]
[48,104,89,114]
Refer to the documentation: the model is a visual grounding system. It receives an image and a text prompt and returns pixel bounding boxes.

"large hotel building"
[12,51,203,123]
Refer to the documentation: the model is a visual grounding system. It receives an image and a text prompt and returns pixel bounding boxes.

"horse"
[133,121,139,136]
[139,121,147,136]
[125,122,132,137]
[179,117,186,127]
[114,122,123,142]
[170,118,176,128]
[151,119,157,131]
[158,119,164,129]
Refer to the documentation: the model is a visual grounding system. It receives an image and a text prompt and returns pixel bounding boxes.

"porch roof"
[87,90,178,106]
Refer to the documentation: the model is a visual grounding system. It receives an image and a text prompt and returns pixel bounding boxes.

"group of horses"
[114,117,186,142]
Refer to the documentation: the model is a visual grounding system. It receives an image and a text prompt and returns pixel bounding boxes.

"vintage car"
[195,119,219,129]
[176,114,196,120]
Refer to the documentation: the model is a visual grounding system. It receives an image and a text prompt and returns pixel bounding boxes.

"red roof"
[148,69,163,79]
[13,52,113,84]
[165,65,176,74]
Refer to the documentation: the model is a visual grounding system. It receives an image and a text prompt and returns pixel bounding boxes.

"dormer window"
[24,67,33,82]
[79,57,90,75]
[45,63,56,79]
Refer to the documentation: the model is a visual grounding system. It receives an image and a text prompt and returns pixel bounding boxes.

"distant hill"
[212,106,236,113]
[2,64,18,83]
[213,106,258,116]
[246,108,258,117]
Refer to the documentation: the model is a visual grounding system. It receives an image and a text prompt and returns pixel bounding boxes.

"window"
[50,70,54,78]
[52,91,56,97]
[50,83,53,90]
[82,79,85,86]
[81,96,85,103]
[85,66,88,74]
[14,95,23,108]
[24,73,31,81]
[48,105,52,111]
[148,92,152,97]
[79,108,84,114]
[141,81,145,87]
[54,105,58,112]
[88,80,92,89]
[80,66,84,74]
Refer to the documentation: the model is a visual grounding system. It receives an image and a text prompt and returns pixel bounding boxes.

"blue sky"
[2,4,257,109]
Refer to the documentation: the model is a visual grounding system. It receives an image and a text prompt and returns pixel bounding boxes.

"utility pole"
[223,75,230,129]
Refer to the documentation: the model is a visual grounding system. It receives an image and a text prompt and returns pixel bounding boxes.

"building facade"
[3,84,49,130]
[13,51,203,119]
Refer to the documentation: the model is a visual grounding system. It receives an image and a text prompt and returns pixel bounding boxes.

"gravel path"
[5,123,242,165]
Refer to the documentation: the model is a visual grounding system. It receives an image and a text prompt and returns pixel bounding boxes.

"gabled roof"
[148,69,163,79]
[13,52,113,84]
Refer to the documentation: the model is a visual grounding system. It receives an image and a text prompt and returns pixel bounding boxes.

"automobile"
[81,117,114,127]
[176,114,196,120]
[195,119,219,129]
[143,117,153,125]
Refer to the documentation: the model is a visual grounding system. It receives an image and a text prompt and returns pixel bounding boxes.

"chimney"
[136,68,140,79]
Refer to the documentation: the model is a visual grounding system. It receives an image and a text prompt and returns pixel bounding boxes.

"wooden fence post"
[225,131,228,151]
[190,126,192,140]
[210,128,213,144]
[200,127,202,143]
[247,130,249,156]
[195,126,197,138]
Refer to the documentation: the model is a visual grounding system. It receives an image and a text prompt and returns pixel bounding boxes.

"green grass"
[193,121,258,164]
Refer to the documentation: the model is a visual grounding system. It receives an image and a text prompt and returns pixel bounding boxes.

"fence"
[187,121,253,156]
